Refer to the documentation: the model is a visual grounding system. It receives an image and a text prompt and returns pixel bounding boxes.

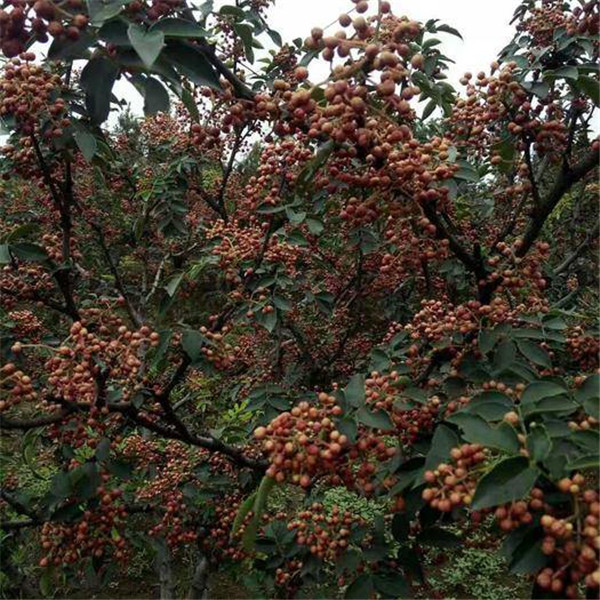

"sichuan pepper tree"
[0,0,599,597]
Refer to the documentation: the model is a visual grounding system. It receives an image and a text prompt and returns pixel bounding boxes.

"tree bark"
[188,551,209,600]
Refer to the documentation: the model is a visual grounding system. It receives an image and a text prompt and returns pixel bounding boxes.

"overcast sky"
[113,0,518,118]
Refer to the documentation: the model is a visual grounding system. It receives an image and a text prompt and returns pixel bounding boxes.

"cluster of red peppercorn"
[204,493,251,562]
[0,262,55,311]
[122,437,202,550]
[519,0,598,47]
[0,361,35,412]
[255,388,399,495]
[0,54,67,136]
[124,0,182,23]
[567,328,600,371]
[287,503,365,561]
[363,370,441,445]
[255,394,347,487]
[43,320,159,406]
[0,0,89,58]
[7,309,42,339]
[207,218,304,282]
[535,477,599,597]
[421,443,489,512]
[39,484,128,568]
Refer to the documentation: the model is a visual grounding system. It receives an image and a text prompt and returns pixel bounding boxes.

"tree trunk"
[188,551,209,600]
[155,544,175,600]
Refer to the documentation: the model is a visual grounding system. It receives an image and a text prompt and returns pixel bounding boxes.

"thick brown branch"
[516,150,598,258]
[91,222,142,328]
[0,410,72,431]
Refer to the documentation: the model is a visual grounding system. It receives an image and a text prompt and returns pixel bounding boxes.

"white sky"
[114,0,518,118]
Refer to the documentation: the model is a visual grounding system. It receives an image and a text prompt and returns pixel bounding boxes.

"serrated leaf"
[526,425,551,462]
[150,18,208,38]
[80,57,119,124]
[478,329,497,354]
[128,23,165,68]
[165,272,184,297]
[356,407,393,431]
[73,130,97,162]
[471,457,539,510]
[242,476,276,551]
[517,340,551,368]
[231,492,257,538]
[144,77,170,115]
[345,574,374,600]
[181,329,204,361]
[88,0,123,25]
[345,374,365,408]
[520,381,567,406]
[11,243,48,262]
[446,413,519,452]
[565,454,599,471]
[164,41,222,90]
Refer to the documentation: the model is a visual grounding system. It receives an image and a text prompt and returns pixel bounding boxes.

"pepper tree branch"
[554,221,599,275]
[516,149,598,258]
[90,222,142,328]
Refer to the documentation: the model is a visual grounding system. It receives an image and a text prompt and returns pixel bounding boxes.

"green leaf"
[11,243,48,262]
[478,329,497,354]
[575,374,600,410]
[471,457,539,510]
[417,527,461,547]
[565,454,599,471]
[233,23,254,62]
[73,130,97,162]
[48,31,95,60]
[436,23,463,39]
[98,19,130,46]
[446,413,519,452]
[422,98,437,120]
[144,77,170,115]
[336,417,358,444]
[503,527,548,574]
[547,65,578,80]
[391,513,410,542]
[356,407,393,431]
[306,218,324,235]
[570,429,599,453]
[0,244,11,265]
[526,425,551,462]
[494,340,516,371]
[242,476,276,551]
[372,573,411,599]
[454,160,479,182]
[128,23,165,68]
[219,4,245,19]
[466,391,513,421]
[180,87,200,121]
[164,41,222,89]
[150,18,208,38]
[257,309,277,333]
[165,272,184,296]
[520,381,567,406]
[345,574,374,600]
[80,56,119,124]
[517,340,551,368]
[345,374,365,408]
[272,296,292,312]
[419,424,459,482]
[88,0,123,25]
[575,75,600,106]
[296,140,334,191]
[181,329,204,361]
[231,492,257,537]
